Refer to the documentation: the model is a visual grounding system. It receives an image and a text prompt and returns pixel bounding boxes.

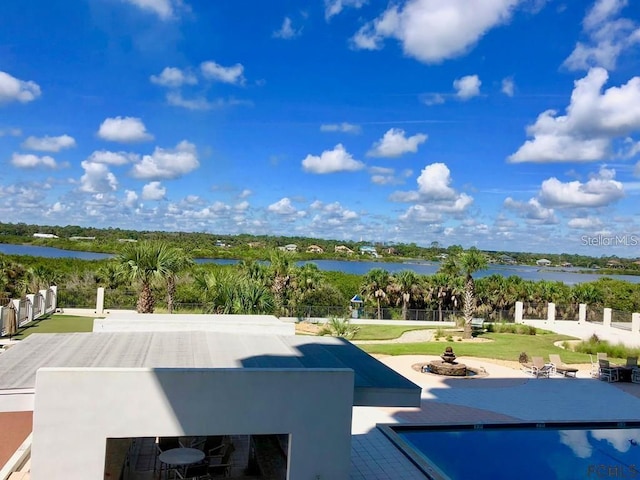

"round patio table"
[159,447,205,466]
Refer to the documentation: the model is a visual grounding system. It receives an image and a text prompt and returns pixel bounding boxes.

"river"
[1,243,638,285]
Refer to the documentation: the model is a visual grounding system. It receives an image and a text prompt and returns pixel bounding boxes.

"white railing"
[0,286,57,337]
[515,301,640,348]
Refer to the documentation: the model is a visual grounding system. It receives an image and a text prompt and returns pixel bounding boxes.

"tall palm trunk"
[462,275,475,339]
[166,275,176,314]
[137,281,155,313]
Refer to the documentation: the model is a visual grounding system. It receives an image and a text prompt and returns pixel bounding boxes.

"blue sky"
[1,0,640,256]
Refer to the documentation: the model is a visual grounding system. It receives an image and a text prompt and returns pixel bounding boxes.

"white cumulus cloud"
[87,150,139,166]
[563,0,640,71]
[302,144,364,173]
[268,197,297,215]
[11,153,57,169]
[130,140,199,180]
[80,161,118,193]
[150,67,197,88]
[142,181,166,200]
[538,167,624,208]
[509,68,640,162]
[503,197,557,224]
[0,71,41,104]
[98,116,153,143]
[454,74,481,99]
[367,128,427,157]
[200,61,245,85]
[351,0,521,64]
[22,134,76,152]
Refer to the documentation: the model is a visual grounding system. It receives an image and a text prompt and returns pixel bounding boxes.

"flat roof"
[0,332,420,407]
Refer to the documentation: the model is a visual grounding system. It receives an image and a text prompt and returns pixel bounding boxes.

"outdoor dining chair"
[598,359,619,382]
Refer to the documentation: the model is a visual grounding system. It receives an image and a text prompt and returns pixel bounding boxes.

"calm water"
[1,243,639,285]
[396,424,640,480]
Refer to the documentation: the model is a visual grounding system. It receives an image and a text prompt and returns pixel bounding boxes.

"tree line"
[1,221,639,271]
[2,243,640,331]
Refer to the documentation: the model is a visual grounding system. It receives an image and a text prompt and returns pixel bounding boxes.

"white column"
[96,287,105,315]
[603,308,612,328]
[579,304,586,324]
[547,302,556,324]
[632,313,640,335]
[25,294,35,323]
[51,285,57,311]
[515,301,523,323]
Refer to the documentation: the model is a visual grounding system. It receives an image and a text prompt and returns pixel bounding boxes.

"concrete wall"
[31,367,353,480]
[93,313,295,336]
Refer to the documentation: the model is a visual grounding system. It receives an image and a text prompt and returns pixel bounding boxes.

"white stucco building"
[0,314,420,479]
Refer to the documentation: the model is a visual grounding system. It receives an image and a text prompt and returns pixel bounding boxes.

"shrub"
[446,335,453,342]
[519,352,529,364]
[318,317,360,340]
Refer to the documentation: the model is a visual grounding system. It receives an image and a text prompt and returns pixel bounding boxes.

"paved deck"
[350,355,640,479]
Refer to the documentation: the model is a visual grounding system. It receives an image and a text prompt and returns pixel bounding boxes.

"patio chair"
[549,354,578,377]
[626,357,638,368]
[598,359,619,382]
[523,356,554,378]
[208,442,235,478]
[176,462,211,480]
[632,368,640,384]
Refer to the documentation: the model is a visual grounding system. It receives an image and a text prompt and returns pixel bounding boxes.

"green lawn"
[351,325,434,340]
[359,331,595,363]
[9,314,96,340]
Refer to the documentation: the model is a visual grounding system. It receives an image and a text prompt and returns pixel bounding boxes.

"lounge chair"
[598,359,619,382]
[549,354,578,377]
[522,356,554,378]
[626,357,638,368]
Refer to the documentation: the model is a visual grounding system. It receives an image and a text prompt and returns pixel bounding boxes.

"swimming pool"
[378,421,640,480]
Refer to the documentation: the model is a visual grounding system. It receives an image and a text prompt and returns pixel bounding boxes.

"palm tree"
[162,247,193,314]
[390,270,420,320]
[439,248,487,338]
[363,268,390,320]
[117,241,176,313]
[269,250,294,316]
[459,248,488,338]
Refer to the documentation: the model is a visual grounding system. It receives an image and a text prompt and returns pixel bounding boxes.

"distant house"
[560,262,573,268]
[278,244,298,252]
[359,246,379,258]
[70,236,96,241]
[606,259,623,269]
[214,240,228,248]
[437,253,448,260]
[536,259,552,266]
[499,254,516,264]
[247,242,263,248]
[386,247,398,255]
[33,233,58,239]
[118,238,138,243]
[306,245,324,254]
[334,245,354,255]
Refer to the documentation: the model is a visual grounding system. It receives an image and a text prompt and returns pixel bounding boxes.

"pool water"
[380,422,640,480]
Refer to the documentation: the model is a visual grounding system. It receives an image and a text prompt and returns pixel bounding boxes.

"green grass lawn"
[351,325,434,340]
[9,314,96,340]
[359,331,595,363]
